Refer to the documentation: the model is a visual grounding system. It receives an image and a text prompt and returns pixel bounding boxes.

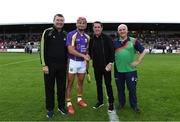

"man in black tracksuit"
[89,21,114,112]
[40,14,68,118]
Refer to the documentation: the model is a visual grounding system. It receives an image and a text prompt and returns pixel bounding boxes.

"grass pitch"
[0,53,180,121]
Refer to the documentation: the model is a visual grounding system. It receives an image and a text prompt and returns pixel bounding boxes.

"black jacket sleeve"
[40,29,49,66]
[106,35,115,63]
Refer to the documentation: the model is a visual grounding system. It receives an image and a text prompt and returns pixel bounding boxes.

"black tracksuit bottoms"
[94,68,114,104]
[44,63,66,111]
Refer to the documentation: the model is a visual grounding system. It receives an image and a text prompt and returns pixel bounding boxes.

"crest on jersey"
[76,39,80,41]
[85,39,88,43]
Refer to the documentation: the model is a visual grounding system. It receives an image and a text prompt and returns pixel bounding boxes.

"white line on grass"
[103,85,120,122]
[108,110,120,122]
[0,58,39,67]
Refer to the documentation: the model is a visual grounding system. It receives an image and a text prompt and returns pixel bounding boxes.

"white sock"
[77,97,82,102]
[67,102,72,107]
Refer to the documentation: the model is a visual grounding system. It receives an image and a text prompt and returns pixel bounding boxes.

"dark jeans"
[44,63,66,111]
[114,67,138,108]
[94,68,114,104]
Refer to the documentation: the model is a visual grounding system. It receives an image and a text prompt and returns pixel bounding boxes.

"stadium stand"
[1,23,180,53]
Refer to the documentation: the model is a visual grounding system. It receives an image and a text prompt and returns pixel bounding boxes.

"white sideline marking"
[103,85,120,122]
[108,109,120,122]
[0,58,39,67]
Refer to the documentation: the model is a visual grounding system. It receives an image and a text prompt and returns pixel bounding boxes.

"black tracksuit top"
[41,27,67,68]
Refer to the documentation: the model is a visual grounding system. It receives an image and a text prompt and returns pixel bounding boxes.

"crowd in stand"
[139,36,180,53]
[0,33,41,49]
[1,32,180,53]
[0,40,25,49]
[124,31,180,53]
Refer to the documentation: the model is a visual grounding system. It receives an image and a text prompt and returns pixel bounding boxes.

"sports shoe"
[77,100,87,107]
[58,107,68,115]
[46,111,54,118]
[67,105,75,114]
[108,103,114,113]
[93,102,104,109]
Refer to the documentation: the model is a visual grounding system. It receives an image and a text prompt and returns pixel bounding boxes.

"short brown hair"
[93,21,103,28]
[53,14,64,21]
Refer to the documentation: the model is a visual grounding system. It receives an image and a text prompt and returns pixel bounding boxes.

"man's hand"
[43,66,49,74]
[131,50,146,67]
[83,54,90,61]
[105,63,113,71]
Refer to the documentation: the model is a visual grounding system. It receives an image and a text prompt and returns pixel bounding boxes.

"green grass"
[0,53,180,121]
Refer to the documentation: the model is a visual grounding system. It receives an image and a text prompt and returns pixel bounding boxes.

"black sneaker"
[58,107,68,115]
[132,107,141,113]
[108,103,114,113]
[93,102,104,109]
[46,111,54,118]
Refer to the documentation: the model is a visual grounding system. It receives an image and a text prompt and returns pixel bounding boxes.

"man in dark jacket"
[89,21,114,112]
[40,14,68,118]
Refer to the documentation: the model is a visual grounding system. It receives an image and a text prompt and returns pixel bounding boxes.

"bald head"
[117,24,128,40]
[76,17,87,32]
[117,24,128,31]
[77,17,87,23]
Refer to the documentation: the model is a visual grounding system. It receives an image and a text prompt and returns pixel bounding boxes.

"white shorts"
[68,59,86,74]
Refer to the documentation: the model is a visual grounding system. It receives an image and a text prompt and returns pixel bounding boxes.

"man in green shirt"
[113,24,146,113]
